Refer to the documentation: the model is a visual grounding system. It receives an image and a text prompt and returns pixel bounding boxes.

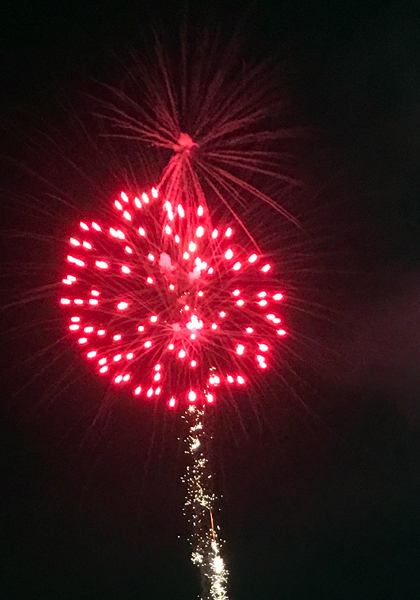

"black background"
[1,1,420,598]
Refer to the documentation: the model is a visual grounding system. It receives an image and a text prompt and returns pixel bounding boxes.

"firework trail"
[183,404,228,600]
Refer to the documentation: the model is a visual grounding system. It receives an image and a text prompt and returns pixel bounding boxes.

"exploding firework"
[60,186,287,410]
[97,31,302,232]
[59,161,288,598]
[24,32,297,600]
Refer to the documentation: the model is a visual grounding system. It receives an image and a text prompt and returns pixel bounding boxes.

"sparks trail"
[183,405,228,600]
[59,184,287,410]
[96,31,303,233]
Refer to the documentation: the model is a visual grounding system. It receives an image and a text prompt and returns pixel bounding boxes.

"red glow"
[61,188,286,407]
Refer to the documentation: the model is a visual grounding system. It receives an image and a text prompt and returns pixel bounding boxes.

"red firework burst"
[60,188,286,409]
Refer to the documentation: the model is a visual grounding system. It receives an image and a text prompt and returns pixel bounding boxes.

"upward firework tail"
[183,405,229,600]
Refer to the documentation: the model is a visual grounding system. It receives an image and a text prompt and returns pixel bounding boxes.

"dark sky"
[2,1,420,599]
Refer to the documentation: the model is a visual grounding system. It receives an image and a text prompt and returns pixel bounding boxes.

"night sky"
[2,1,420,598]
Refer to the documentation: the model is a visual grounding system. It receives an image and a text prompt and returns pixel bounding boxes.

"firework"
[60,185,286,410]
[59,155,288,598]
[98,32,302,230]
[58,34,295,596]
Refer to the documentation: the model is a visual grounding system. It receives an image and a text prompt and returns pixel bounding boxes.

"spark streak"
[183,405,229,600]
